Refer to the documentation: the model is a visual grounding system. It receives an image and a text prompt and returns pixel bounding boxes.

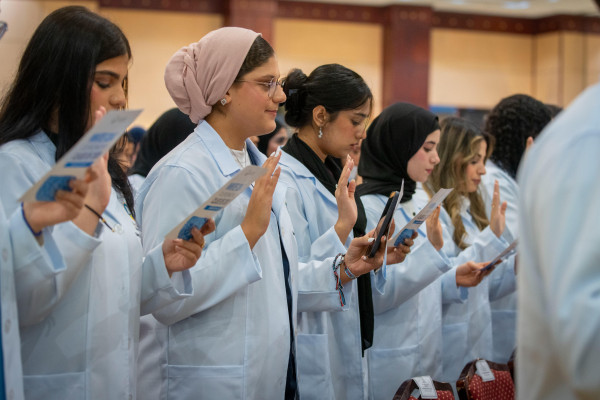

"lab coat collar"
[195,121,247,177]
[279,150,315,179]
[29,131,57,166]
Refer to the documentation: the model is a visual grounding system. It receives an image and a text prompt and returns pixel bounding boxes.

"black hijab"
[129,108,196,177]
[357,103,439,202]
[283,133,373,354]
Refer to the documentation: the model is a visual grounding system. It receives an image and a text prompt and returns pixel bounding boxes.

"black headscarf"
[257,117,285,155]
[129,108,196,177]
[283,134,374,354]
[357,103,439,202]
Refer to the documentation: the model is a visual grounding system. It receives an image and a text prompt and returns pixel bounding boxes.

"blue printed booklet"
[389,187,453,247]
[19,109,142,202]
[165,165,266,240]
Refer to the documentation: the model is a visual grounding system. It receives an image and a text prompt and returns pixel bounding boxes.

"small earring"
[318,126,323,139]
[220,98,227,106]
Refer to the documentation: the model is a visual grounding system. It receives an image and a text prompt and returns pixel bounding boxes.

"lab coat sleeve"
[139,241,193,316]
[488,254,517,301]
[0,153,101,326]
[372,240,451,314]
[296,255,354,312]
[439,205,507,264]
[283,186,353,312]
[441,267,468,305]
[139,165,262,326]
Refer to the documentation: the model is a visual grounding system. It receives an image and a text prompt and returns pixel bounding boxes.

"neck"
[206,113,247,151]
[297,126,326,162]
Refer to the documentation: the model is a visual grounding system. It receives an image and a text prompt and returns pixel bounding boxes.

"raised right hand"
[426,205,443,251]
[489,180,507,238]
[334,155,357,243]
[241,151,281,249]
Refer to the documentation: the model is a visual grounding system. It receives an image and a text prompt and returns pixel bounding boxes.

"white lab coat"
[362,192,463,400]
[482,160,518,363]
[517,82,600,400]
[135,121,347,400]
[437,193,516,384]
[278,150,365,400]
[0,204,68,400]
[0,132,190,400]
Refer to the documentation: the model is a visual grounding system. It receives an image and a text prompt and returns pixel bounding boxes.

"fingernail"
[367,238,375,243]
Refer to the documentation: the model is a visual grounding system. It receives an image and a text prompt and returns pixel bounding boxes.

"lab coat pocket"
[166,364,243,399]
[296,333,335,400]
[24,372,85,400]
[368,344,418,400]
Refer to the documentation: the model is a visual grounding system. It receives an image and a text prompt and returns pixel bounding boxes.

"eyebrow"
[250,74,278,81]
[353,112,369,118]
[423,140,437,145]
[95,70,121,80]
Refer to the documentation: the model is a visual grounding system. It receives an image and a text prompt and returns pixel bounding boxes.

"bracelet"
[332,253,346,306]
[342,257,357,280]
[84,204,114,232]
[21,202,42,237]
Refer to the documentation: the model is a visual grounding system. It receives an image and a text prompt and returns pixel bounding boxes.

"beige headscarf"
[164,27,261,123]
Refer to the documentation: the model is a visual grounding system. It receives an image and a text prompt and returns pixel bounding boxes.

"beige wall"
[101,9,222,127]
[274,18,383,117]
[429,29,534,109]
[1,1,598,125]
[0,0,97,94]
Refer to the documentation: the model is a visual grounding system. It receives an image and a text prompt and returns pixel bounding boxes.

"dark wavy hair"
[484,94,552,179]
[235,36,274,81]
[281,64,373,128]
[0,6,135,214]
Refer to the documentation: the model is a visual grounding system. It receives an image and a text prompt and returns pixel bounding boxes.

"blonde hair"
[425,117,493,249]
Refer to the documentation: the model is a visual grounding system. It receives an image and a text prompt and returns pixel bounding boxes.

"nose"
[110,85,127,109]
[431,150,440,165]
[479,164,486,176]
[272,84,286,104]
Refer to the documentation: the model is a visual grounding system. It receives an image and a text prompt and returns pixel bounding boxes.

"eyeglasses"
[0,21,7,40]
[235,77,282,99]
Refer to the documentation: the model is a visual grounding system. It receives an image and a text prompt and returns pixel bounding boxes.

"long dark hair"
[0,6,135,214]
[282,64,373,128]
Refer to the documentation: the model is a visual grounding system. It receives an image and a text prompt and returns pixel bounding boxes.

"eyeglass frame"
[0,21,7,40]
[234,77,282,99]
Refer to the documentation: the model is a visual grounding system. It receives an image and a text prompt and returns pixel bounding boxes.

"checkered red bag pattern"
[467,370,514,400]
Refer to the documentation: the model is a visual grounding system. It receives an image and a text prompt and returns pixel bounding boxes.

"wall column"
[225,0,277,44]
[382,5,432,108]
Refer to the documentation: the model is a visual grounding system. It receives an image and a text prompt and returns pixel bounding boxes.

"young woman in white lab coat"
[482,94,552,363]
[0,7,209,399]
[278,64,412,399]
[357,103,496,399]
[424,116,517,384]
[135,28,386,400]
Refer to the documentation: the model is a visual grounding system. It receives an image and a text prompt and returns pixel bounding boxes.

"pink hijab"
[164,27,260,124]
